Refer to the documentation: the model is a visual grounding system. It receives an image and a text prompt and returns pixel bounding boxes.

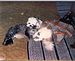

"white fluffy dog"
[26,17,55,51]
[33,27,54,51]
[33,19,73,51]
[26,17,42,36]
[27,17,42,29]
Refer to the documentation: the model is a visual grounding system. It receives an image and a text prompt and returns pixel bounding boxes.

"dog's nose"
[29,25,32,28]
[32,25,36,29]
[30,25,31,26]
[2,37,13,46]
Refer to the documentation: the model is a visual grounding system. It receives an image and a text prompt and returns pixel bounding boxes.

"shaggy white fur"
[33,19,73,51]
[27,17,42,29]
[26,17,43,36]
[33,27,52,41]
[42,40,54,51]
[33,27,54,51]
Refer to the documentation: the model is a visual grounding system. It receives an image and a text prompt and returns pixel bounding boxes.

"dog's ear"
[2,37,13,46]
[38,20,42,25]
[36,18,42,24]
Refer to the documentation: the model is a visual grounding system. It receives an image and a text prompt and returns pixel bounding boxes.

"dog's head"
[2,36,13,46]
[33,27,52,41]
[26,17,42,29]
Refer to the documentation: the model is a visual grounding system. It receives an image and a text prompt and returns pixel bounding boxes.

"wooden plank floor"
[0,34,75,60]
[28,36,75,60]
[65,35,75,60]
[0,19,75,60]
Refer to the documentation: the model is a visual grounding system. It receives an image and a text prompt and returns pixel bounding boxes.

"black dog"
[2,24,31,46]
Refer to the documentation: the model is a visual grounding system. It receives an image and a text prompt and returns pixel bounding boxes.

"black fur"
[25,27,31,39]
[2,27,18,45]
[59,12,75,29]
[2,24,30,46]
[2,37,13,45]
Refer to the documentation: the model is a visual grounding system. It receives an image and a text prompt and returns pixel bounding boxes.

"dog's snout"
[34,36,39,39]
[30,25,33,28]
[30,25,31,26]
[2,37,13,46]
[33,25,36,29]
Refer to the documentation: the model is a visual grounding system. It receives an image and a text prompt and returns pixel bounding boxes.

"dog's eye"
[28,23,30,24]
[38,32,40,35]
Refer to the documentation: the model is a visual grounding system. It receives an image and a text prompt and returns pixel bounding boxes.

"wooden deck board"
[65,36,75,60]
[28,39,44,60]
[0,35,75,60]
[42,43,57,60]
[53,34,71,60]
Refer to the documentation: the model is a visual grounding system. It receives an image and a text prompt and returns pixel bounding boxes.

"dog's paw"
[44,44,54,51]
[42,41,54,51]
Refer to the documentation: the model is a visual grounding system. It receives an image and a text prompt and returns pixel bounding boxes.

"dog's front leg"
[42,38,54,51]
